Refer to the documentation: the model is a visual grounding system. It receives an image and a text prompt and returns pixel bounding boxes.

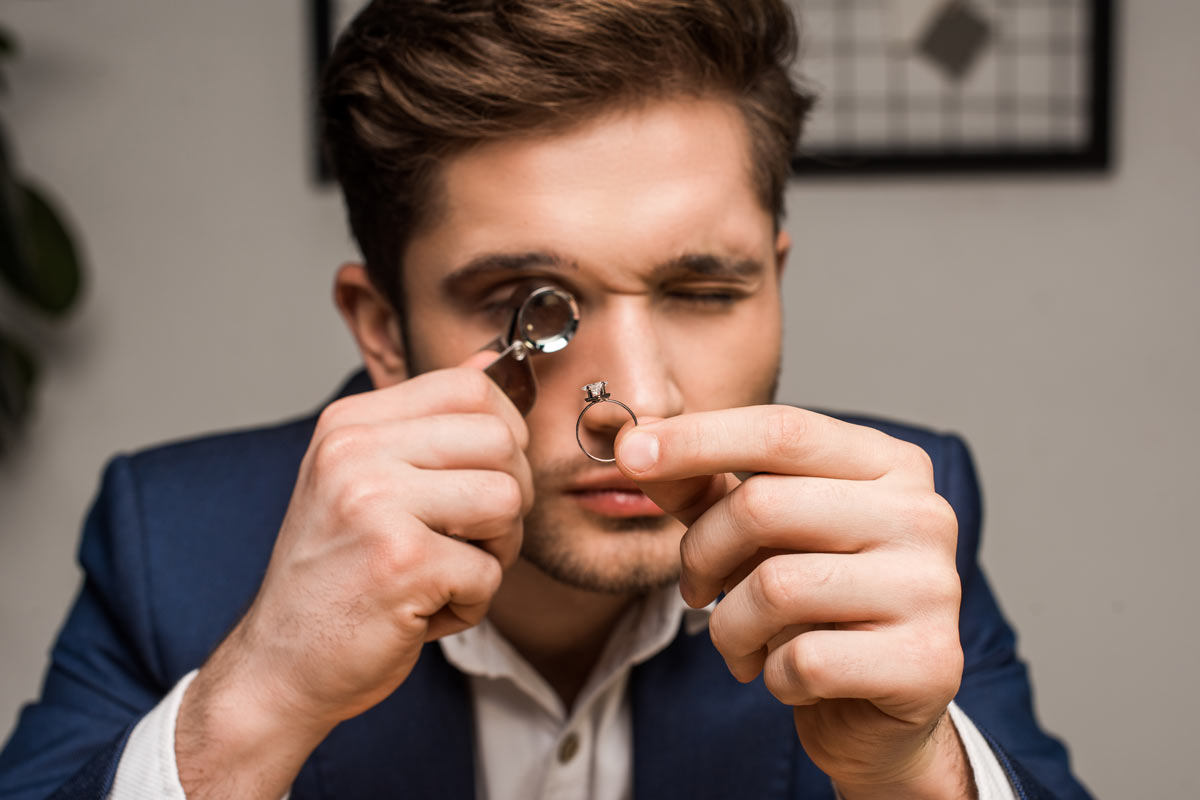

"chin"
[520,504,684,595]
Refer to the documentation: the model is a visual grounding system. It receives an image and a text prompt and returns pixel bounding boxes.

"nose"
[574,297,684,454]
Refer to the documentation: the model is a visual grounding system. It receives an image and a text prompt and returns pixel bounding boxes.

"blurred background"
[1,1,1196,796]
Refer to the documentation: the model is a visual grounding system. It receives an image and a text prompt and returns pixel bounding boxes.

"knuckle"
[897,492,957,539]
[484,473,525,521]
[707,605,734,655]
[932,569,963,607]
[455,368,498,410]
[803,555,840,590]
[314,398,350,435]
[904,562,961,611]
[789,636,826,690]
[678,531,708,578]
[929,494,959,539]
[331,478,386,527]
[736,475,778,532]
[492,529,524,571]
[311,424,370,476]
[365,527,422,585]
[942,641,965,694]
[823,479,856,512]
[751,558,797,616]
[920,629,964,698]
[762,406,806,456]
[477,551,504,595]
[479,415,519,461]
[762,652,791,701]
[902,443,935,482]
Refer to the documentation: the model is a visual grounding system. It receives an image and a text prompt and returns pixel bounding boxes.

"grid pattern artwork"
[788,0,1114,173]
[310,0,1113,181]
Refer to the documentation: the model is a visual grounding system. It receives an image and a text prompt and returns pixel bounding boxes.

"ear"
[333,262,408,387]
[773,229,791,283]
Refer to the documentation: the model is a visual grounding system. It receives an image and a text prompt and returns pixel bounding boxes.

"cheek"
[670,298,782,409]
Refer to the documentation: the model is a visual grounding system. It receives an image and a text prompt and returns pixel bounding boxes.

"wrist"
[175,621,333,799]
[834,713,977,800]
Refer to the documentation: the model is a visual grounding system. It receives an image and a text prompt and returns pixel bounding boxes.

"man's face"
[398,97,787,594]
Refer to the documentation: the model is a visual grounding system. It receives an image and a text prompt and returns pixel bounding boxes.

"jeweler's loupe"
[481,281,579,416]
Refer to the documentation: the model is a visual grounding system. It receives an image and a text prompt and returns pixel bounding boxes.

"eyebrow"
[441,251,579,290]
[649,253,765,281]
[440,249,764,292]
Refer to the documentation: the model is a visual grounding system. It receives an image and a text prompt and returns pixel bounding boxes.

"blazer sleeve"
[939,433,1093,800]
[0,456,168,800]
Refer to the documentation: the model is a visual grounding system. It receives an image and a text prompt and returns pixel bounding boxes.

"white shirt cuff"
[106,669,293,800]
[106,669,198,800]
[946,700,1019,800]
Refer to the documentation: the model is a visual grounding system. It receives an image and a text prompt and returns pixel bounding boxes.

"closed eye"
[663,289,746,308]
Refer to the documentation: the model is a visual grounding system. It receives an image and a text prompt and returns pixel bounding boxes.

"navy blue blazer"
[0,372,1092,799]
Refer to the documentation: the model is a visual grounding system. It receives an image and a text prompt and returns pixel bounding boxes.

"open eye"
[474,283,523,317]
[478,296,511,316]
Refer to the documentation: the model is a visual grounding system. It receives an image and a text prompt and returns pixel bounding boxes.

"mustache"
[533,454,617,488]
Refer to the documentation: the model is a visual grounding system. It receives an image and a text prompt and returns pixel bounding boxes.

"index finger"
[615,406,901,484]
[317,351,529,451]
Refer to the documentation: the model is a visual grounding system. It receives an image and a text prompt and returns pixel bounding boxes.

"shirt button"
[557,731,580,764]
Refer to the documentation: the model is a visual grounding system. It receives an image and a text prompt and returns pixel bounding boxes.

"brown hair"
[318,0,814,312]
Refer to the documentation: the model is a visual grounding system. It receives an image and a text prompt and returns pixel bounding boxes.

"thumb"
[615,418,737,529]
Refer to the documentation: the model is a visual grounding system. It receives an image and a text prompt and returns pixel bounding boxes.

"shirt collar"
[439,583,713,717]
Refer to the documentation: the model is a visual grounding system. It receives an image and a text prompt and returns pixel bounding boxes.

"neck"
[487,558,637,710]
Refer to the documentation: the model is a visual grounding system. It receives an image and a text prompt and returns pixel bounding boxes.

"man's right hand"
[175,354,531,799]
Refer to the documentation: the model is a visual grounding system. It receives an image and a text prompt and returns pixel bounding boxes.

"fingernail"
[619,431,658,473]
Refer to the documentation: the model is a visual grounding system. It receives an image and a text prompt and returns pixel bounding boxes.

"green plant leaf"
[0,119,14,195]
[0,326,38,449]
[0,121,25,290]
[0,27,14,92]
[0,181,84,315]
[0,27,17,59]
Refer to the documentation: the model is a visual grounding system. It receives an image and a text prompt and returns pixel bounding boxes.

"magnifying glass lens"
[517,288,579,353]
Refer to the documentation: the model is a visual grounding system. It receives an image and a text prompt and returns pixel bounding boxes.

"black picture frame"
[788,0,1116,175]
[309,0,1116,182]
[309,0,336,184]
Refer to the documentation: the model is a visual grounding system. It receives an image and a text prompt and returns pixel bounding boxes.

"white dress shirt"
[108,585,1016,799]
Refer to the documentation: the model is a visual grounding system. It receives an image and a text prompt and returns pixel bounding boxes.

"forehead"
[403,97,774,293]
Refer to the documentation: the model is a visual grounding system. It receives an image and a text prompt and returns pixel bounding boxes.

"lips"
[566,470,665,518]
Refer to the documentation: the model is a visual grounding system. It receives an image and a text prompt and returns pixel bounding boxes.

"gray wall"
[1,1,1196,796]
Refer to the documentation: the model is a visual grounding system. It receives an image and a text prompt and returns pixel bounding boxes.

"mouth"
[565,471,665,518]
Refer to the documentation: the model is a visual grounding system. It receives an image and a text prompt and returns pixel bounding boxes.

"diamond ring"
[575,381,638,463]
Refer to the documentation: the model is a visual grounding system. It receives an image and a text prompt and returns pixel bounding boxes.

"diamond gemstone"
[582,381,607,399]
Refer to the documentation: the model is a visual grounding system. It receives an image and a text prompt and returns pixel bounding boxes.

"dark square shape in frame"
[918,1,993,81]
[789,0,1116,175]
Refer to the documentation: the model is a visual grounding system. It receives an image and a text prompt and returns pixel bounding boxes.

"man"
[0,1,1091,798]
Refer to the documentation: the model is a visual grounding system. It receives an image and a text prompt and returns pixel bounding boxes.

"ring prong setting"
[581,381,609,402]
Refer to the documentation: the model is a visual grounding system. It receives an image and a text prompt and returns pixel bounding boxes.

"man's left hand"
[616,406,972,799]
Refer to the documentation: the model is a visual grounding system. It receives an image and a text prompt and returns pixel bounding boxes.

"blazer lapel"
[293,645,476,800]
[631,624,834,800]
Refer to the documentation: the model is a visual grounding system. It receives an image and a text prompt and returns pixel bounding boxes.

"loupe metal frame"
[481,281,579,416]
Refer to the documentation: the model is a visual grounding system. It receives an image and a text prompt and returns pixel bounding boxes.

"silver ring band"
[576,381,638,463]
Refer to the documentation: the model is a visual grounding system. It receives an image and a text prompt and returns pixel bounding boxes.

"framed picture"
[787,0,1116,174]
[310,0,1116,180]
